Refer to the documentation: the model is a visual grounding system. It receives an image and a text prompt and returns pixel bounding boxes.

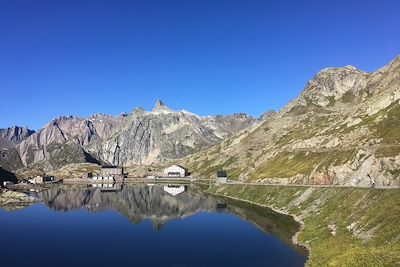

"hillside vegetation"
[206,184,400,266]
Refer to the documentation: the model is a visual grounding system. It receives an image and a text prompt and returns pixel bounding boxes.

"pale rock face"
[0,126,34,145]
[16,115,124,167]
[0,126,34,171]
[297,66,368,108]
[7,101,255,171]
[87,106,256,166]
[345,117,363,127]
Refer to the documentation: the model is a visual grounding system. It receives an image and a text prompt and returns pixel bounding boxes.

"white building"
[28,176,44,184]
[163,165,187,178]
[28,176,55,184]
[216,171,228,184]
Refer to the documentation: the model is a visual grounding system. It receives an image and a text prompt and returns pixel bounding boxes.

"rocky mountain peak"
[152,99,173,113]
[312,65,365,80]
[375,55,400,74]
[293,64,369,108]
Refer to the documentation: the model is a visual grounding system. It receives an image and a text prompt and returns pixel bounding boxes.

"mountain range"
[1,56,399,186]
[0,101,255,175]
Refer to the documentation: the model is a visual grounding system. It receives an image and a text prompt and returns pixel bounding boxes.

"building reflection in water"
[163,185,186,196]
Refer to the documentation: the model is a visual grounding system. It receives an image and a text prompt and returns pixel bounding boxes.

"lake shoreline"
[205,189,311,257]
[205,184,400,266]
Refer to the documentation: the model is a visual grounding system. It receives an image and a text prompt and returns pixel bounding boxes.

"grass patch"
[389,169,400,178]
[375,146,400,158]
[341,91,356,103]
[250,150,356,180]
[343,101,400,144]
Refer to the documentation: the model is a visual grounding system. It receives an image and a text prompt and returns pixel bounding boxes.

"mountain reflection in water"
[0,184,307,267]
[37,184,220,228]
[36,184,302,245]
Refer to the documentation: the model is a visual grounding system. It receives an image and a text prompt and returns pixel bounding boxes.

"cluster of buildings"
[84,164,228,183]
[2,164,229,189]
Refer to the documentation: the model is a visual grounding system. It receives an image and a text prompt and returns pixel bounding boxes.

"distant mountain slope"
[87,101,256,166]
[0,126,33,171]
[0,126,34,145]
[9,101,255,173]
[16,114,124,168]
[182,56,400,186]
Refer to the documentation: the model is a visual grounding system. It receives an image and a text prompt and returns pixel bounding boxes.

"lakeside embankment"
[206,184,400,267]
[0,189,37,211]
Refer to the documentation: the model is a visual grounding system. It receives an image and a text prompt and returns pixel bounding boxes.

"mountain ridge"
[0,102,256,174]
[181,55,400,186]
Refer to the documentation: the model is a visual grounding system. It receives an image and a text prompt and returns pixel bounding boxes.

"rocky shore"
[0,189,37,210]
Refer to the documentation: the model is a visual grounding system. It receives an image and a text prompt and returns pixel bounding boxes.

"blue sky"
[1,0,399,130]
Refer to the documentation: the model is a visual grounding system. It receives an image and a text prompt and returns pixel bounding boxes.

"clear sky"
[1,0,399,130]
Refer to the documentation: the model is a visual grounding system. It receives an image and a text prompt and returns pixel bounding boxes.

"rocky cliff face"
[183,56,400,186]
[87,102,256,165]
[10,102,255,172]
[16,114,124,168]
[0,126,34,145]
[0,126,34,171]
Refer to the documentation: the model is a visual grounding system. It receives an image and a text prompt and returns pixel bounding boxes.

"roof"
[166,164,187,170]
[217,171,227,177]
[101,166,122,169]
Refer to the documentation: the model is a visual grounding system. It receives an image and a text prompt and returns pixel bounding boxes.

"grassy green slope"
[206,185,400,266]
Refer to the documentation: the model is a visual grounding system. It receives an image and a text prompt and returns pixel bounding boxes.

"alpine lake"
[0,183,307,267]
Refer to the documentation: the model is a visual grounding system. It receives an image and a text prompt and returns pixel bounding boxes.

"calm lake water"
[0,184,307,267]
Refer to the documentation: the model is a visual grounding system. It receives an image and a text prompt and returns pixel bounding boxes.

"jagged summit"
[152,99,173,113]
[0,126,35,145]
[317,65,364,76]
[154,99,165,108]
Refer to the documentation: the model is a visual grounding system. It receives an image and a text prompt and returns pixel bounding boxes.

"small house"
[28,176,54,184]
[216,171,228,184]
[29,176,44,184]
[163,165,188,178]
[101,166,124,178]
